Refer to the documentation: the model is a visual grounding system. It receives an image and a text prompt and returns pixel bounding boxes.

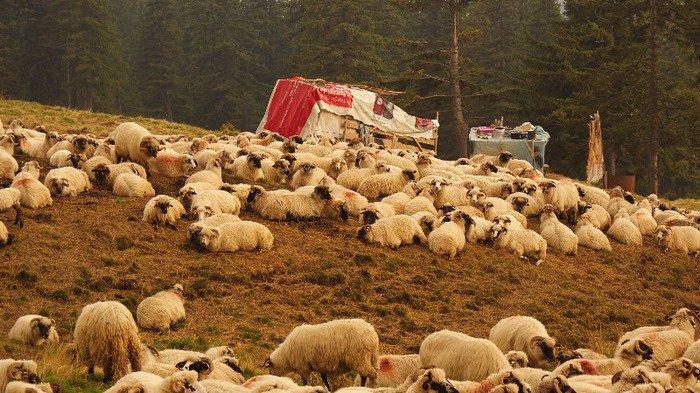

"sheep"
[147,149,197,177]
[7,315,59,346]
[190,189,241,220]
[154,346,235,365]
[104,370,206,393]
[111,122,161,165]
[466,215,494,244]
[176,182,217,211]
[73,300,142,381]
[575,216,612,251]
[46,134,92,157]
[656,357,700,389]
[608,209,643,246]
[291,161,327,189]
[0,220,10,246]
[682,339,700,363]
[498,151,534,172]
[492,214,525,230]
[197,221,274,252]
[230,153,265,182]
[326,156,348,179]
[264,318,379,389]
[49,149,87,168]
[44,166,92,197]
[328,185,370,217]
[0,187,23,226]
[381,189,415,214]
[539,179,580,223]
[245,185,292,214]
[261,157,292,184]
[352,354,422,387]
[631,313,696,365]
[486,204,528,228]
[404,188,439,217]
[26,132,61,158]
[113,173,156,198]
[4,381,54,393]
[0,136,19,183]
[208,356,245,384]
[575,183,610,209]
[491,224,547,266]
[82,156,113,183]
[93,141,117,162]
[357,215,427,249]
[489,316,558,368]
[432,182,470,208]
[558,338,653,376]
[607,186,637,217]
[187,213,241,242]
[337,163,391,191]
[506,192,542,217]
[186,158,224,188]
[201,378,252,393]
[630,202,658,236]
[260,185,332,221]
[0,359,42,392]
[105,162,148,186]
[655,225,700,255]
[195,148,236,170]
[427,209,472,259]
[419,329,510,382]
[137,284,186,330]
[506,351,530,369]
[539,204,578,255]
[143,195,186,230]
[577,203,611,230]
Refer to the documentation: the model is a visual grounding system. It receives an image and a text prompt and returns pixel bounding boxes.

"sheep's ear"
[50,319,56,327]
[530,336,545,349]
[30,317,41,329]
[611,371,622,385]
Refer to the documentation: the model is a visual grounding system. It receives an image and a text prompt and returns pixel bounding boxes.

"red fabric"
[264,80,353,137]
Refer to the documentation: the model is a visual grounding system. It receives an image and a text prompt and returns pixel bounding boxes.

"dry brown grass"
[1,100,699,392]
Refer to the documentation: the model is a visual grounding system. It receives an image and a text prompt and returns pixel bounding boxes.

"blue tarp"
[468,126,549,172]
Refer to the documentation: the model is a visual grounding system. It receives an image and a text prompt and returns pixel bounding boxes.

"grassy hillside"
[1,99,699,393]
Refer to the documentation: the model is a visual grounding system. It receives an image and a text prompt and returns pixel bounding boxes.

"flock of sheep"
[1,119,699,259]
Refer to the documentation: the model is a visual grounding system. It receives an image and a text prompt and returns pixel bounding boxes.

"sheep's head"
[248,154,262,169]
[490,224,507,241]
[71,135,89,153]
[536,375,574,393]
[416,153,432,165]
[540,181,556,193]
[175,356,212,380]
[661,358,696,380]
[610,186,626,198]
[182,155,197,172]
[282,139,297,153]
[300,161,315,173]
[165,371,206,393]
[403,169,417,181]
[455,157,471,166]
[196,205,214,221]
[438,204,455,217]
[484,162,498,173]
[330,157,346,174]
[576,185,586,198]
[511,196,529,213]
[30,317,55,339]
[140,136,160,158]
[314,185,332,200]
[46,132,61,145]
[451,210,472,228]
[624,192,635,204]
[157,200,174,215]
[577,202,591,215]
[190,138,208,153]
[197,226,220,249]
[5,360,41,385]
[335,201,349,221]
[530,336,557,361]
[542,204,555,215]
[247,185,265,203]
[357,225,372,241]
[617,338,654,362]
[48,178,69,196]
[273,159,292,177]
[92,164,111,183]
[413,368,458,393]
[69,153,86,169]
[498,151,514,164]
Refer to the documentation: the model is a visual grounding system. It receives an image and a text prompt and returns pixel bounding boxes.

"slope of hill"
[1,99,699,393]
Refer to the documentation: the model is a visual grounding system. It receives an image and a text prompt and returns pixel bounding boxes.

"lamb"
[44,167,92,196]
[539,204,578,255]
[113,173,156,198]
[0,220,10,246]
[404,188,439,216]
[185,158,224,188]
[539,179,580,223]
[147,149,197,177]
[111,122,162,165]
[261,157,292,184]
[104,370,206,393]
[608,209,643,246]
[575,216,612,251]
[655,225,700,255]
[197,221,274,252]
[259,185,332,221]
[352,354,422,387]
[143,195,186,230]
[190,189,241,220]
[73,300,142,381]
[427,209,472,259]
[49,149,87,168]
[491,224,547,266]
[264,318,379,389]
[137,284,186,330]
[0,359,42,392]
[577,203,611,230]
[290,161,328,189]
[489,316,558,367]
[0,187,23,226]
[7,315,59,346]
[357,215,427,249]
[230,153,265,182]
[558,338,653,376]
[420,329,510,382]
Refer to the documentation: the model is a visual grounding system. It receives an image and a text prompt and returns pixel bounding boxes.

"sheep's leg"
[13,203,23,228]
[360,375,368,387]
[103,360,113,382]
[166,222,178,231]
[87,364,95,375]
[321,374,331,390]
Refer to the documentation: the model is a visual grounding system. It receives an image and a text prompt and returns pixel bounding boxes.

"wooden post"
[587,111,604,185]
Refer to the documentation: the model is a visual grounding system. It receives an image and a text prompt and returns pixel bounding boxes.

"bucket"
[493,127,505,139]
[607,174,635,193]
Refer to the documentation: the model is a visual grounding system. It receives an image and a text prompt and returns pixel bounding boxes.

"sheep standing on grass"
[655,225,700,255]
[491,224,547,266]
[0,187,23,227]
[197,221,274,252]
[111,122,161,165]
[264,318,379,389]
[539,179,580,223]
[137,284,186,330]
[73,300,142,382]
[420,329,510,382]
[8,315,59,346]
[143,195,186,230]
[489,316,558,368]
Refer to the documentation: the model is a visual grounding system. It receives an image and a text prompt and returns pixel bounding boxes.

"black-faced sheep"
[357,215,427,249]
[8,315,59,346]
[187,213,241,242]
[111,122,162,165]
[136,284,186,330]
[577,202,611,230]
[0,359,42,392]
[489,316,558,368]
[49,149,87,168]
[73,300,142,381]
[264,318,379,389]
[539,179,580,223]
[231,152,265,182]
[491,224,547,266]
[197,221,274,252]
[359,202,396,225]
[143,195,186,230]
[44,167,92,197]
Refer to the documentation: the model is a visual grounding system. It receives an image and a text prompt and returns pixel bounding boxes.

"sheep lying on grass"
[136,284,186,330]
[44,167,91,197]
[655,225,700,255]
[491,224,547,266]
[0,359,42,392]
[489,315,557,367]
[197,221,273,252]
[7,315,59,346]
[357,215,427,249]
[143,195,186,230]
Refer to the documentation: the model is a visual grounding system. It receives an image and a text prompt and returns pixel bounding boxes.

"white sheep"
[559,338,653,376]
[290,161,328,189]
[432,182,470,208]
[26,132,61,158]
[74,300,143,381]
[616,308,698,352]
[337,163,391,191]
[630,313,696,365]
[352,354,422,387]
[404,188,439,217]
[195,148,236,170]
[489,316,557,367]
[427,209,472,259]
[104,370,206,393]
[143,195,186,230]
[0,220,10,246]
[0,187,23,226]
[230,153,265,182]
[539,204,578,255]
[44,166,92,197]
[491,224,547,265]
[137,284,186,330]
[357,169,418,200]
[575,216,612,251]
[0,136,19,183]
[328,185,370,217]
[260,186,332,221]
[655,225,700,255]
[608,209,643,246]
[420,329,510,382]
[111,122,162,165]
[208,355,245,384]
[630,203,658,236]
[49,149,87,168]
[575,182,610,209]
[105,162,148,186]
[46,134,92,157]
[357,215,427,249]
[186,158,224,187]
[466,215,494,244]
[187,213,242,242]
[147,149,197,177]
[261,157,292,184]
[82,156,113,183]
[264,318,379,389]
[176,182,217,211]
[4,381,54,393]
[197,221,274,252]
[577,203,611,230]
[7,315,59,346]
[113,173,156,198]
[0,359,42,392]
[506,192,542,217]
[191,189,241,220]
[359,202,397,225]
[539,179,580,223]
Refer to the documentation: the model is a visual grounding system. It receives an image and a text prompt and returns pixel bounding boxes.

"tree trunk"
[648,0,659,195]
[65,62,72,108]
[448,0,468,158]
[165,93,174,122]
